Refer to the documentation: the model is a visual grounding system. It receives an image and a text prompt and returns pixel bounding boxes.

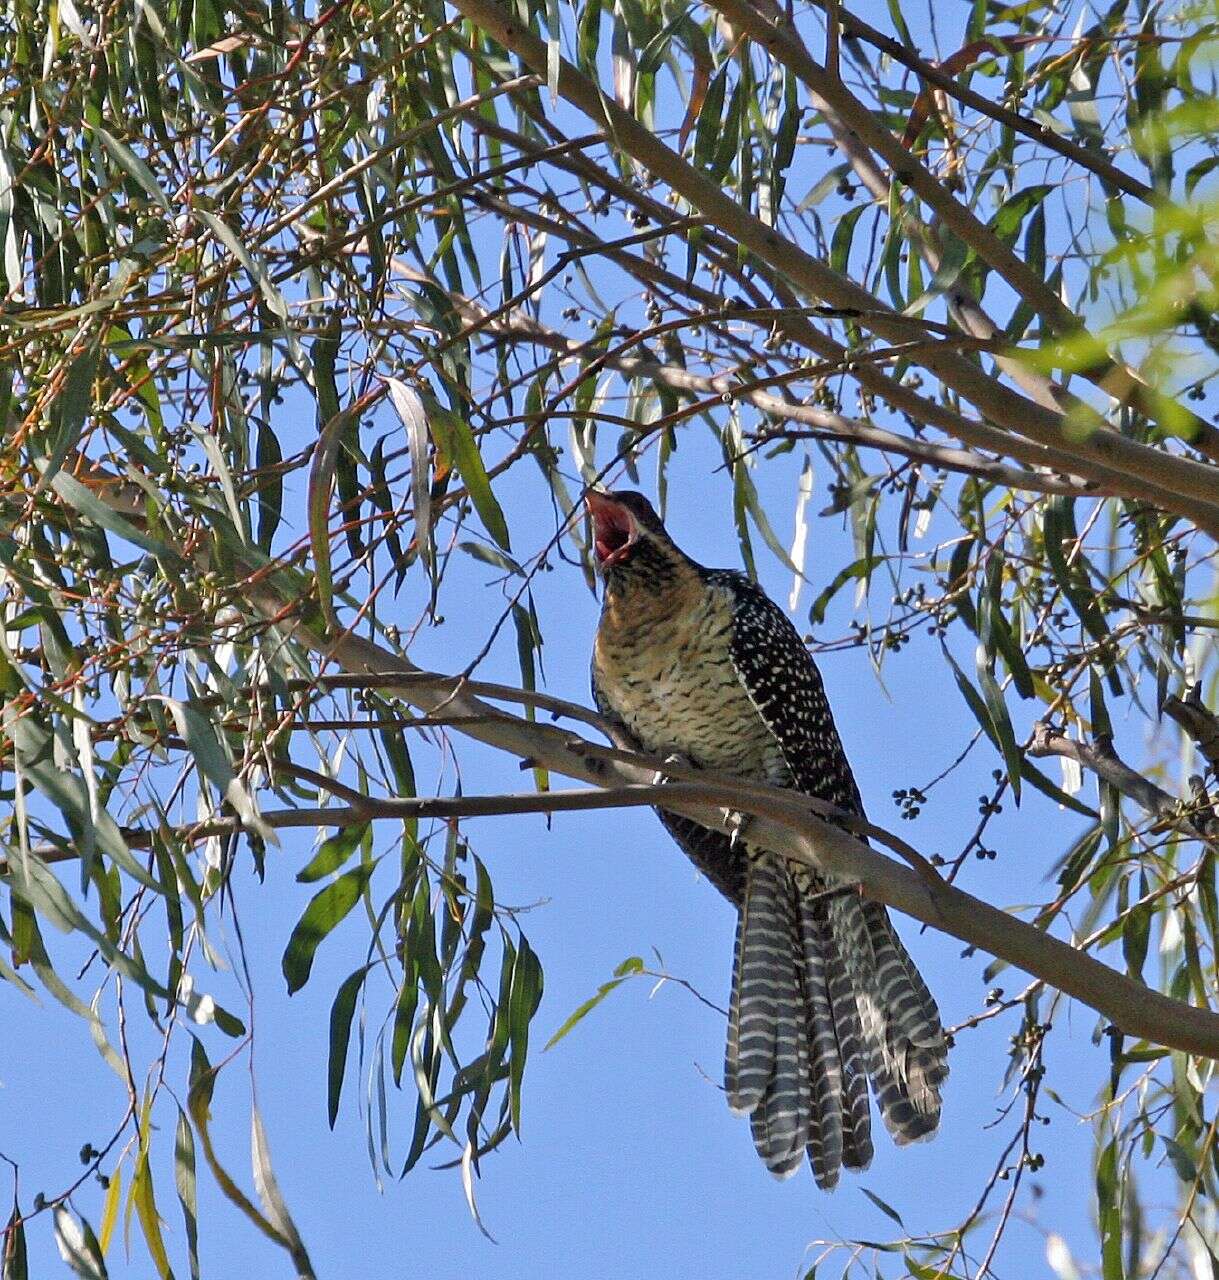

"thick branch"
[16,696,1219,1057]
[312,641,1219,1056]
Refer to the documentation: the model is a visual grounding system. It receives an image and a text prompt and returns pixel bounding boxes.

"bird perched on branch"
[586,488,947,1188]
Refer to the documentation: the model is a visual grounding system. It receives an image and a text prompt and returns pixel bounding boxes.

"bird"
[586,488,948,1188]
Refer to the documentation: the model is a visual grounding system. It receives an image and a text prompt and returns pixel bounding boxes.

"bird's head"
[584,489,689,590]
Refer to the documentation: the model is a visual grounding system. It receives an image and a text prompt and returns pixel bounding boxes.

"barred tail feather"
[799,895,873,1183]
[830,894,949,1146]
[730,856,865,1187]
[749,868,810,1177]
[726,854,786,1115]
[727,859,945,1185]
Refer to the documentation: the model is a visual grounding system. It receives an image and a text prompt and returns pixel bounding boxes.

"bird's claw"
[724,808,752,850]
[652,751,692,786]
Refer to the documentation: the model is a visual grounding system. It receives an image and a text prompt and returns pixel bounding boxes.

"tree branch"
[1028,723,1214,838]
[728,0,1219,464]
[810,0,1156,206]
[710,0,1076,338]
[459,309,1095,496]
[14,705,1219,1057]
[1164,687,1219,774]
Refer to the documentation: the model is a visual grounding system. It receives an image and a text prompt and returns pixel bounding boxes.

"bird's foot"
[651,751,693,786]
[724,808,753,850]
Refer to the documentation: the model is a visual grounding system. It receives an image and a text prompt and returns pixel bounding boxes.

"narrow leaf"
[282,865,375,995]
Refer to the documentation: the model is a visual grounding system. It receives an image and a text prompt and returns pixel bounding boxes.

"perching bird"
[586,489,947,1188]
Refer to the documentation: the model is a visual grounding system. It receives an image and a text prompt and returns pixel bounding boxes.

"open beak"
[585,491,638,568]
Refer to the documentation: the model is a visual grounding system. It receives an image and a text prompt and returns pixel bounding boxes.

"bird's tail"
[830,892,948,1147]
[725,853,947,1188]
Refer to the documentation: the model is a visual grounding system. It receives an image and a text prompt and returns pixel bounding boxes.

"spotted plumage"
[586,489,948,1189]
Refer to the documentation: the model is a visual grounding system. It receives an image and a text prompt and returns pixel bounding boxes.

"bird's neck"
[598,552,704,640]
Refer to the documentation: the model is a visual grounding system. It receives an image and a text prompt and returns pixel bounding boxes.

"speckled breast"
[593,577,790,785]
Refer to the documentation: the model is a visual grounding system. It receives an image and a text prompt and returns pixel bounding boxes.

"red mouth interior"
[589,500,636,564]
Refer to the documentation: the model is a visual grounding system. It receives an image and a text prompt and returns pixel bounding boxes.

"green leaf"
[195,210,289,323]
[1043,498,1114,662]
[188,1040,295,1250]
[432,406,511,552]
[830,206,865,279]
[1021,756,1098,819]
[544,956,643,1050]
[93,126,170,209]
[174,1109,199,1280]
[741,471,802,577]
[903,1255,952,1280]
[298,823,368,883]
[974,651,1021,801]
[1122,872,1152,981]
[988,184,1053,244]
[860,1186,905,1229]
[250,1105,314,1278]
[797,162,850,211]
[977,552,1034,699]
[507,936,544,1132]
[311,315,342,427]
[131,1150,172,1280]
[944,646,1017,787]
[306,397,356,627]
[694,64,728,170]
[282,864,375,995]
[154,698,276,845]
[3,1206,28,1280]
[13,719,158,891]
[6,853,167,997]
[327,965,370,1127]
[53,1207,107,1280]
[391,963,420,1089]
[48,470,179,562]
[810,556,882,625]
[1162,1134,1198,1182]
[711,75,743,182]
[379,725,417,844]
[904,230,971,316]
[1096,1139,1124,1280]
[385,376,433,574]
[255,419,283,553]
[36,341,99,494]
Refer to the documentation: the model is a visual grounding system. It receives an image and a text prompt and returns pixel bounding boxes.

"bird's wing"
[710,571,866,817]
